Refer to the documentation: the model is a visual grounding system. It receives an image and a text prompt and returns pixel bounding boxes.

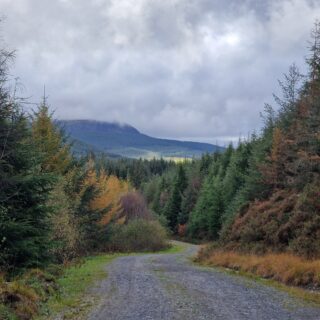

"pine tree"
[207,177,224,239]
[163,164,187,232]
[0,106,54,270]
[32,99,71,174]
[72,158,106,253]
[179,175,201,225]
[274,64,303,129]
[188,174,212,238]
[0,50,55,271]
[129,158,146,188]
[188,172,224,240]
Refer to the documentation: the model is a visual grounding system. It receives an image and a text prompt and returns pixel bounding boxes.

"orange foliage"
[225,190,297,249]
[270,128,283,162]
[223,178,320,258]
[197,247,320,288]
[32,105,72,174]
[260,127,287,188]
[178,224,187,237]
[96,174,131,225]
[82,159,131,225]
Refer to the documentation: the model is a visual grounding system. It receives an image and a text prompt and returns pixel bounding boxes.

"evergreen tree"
[207,177,224,239]
[74,159,109,253]
[179,175,201,225]
[32,100,71,174]
[188,171,224,239]
[129,158,146,188]
[0,49,55,271]
[188,174,212,238]
[0,105,54,270]
[163,164,187,232]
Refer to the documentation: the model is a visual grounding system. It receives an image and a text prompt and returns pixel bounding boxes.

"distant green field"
[163,157,193,163]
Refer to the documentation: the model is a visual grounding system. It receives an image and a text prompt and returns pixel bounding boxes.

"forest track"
[87,241,320,320]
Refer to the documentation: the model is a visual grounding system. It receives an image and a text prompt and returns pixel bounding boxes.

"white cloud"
[0,0,319,144]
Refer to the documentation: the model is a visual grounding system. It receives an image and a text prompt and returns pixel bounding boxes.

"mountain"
[58,120,224,159]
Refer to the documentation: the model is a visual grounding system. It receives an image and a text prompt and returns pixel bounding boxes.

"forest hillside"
[1,21,320,320]
[142,23,320,259]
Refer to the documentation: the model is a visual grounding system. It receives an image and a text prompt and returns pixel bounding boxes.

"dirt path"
[87,242,320,320]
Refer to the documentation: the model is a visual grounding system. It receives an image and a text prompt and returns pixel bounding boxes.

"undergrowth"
[1,242,180,320]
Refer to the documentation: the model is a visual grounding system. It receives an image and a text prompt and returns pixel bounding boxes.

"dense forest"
[2,22,320,269]
[141,24,320,258]
[1,21,320,319]
[0,39,170,318]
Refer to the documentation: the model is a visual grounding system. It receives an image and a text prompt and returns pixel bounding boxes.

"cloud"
[0,0,319,145]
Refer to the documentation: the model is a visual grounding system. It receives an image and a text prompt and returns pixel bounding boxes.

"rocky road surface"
[87,242,320,320]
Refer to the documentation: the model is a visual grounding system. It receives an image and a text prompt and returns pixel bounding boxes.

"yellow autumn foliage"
[32,104,71,174]
[82,160,131,225]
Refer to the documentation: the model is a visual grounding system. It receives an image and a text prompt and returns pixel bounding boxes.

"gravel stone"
[87,242,320,320]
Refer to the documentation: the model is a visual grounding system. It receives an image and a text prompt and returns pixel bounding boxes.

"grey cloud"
[0,0,319,145]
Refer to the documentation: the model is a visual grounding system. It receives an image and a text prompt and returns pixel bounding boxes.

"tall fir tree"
[163,164,187,232]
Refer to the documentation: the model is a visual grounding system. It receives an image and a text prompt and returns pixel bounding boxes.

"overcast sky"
[0,0,319,145]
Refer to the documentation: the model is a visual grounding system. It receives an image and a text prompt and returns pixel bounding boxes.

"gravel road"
[87,242,320,320]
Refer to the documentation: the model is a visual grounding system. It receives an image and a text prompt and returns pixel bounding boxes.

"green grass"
[157,242,185,254]
[37,242,182,319]
[37,254,120,319]
[0,304,18,320]
[111,242,185,255]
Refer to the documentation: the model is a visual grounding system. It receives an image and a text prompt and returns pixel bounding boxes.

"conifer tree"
[0,49,55,270]
[179,175,201,226]
[32,100,71,174]
[163,164,187,232]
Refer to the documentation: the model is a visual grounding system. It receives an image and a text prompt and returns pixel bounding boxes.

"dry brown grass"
[0,268,60,319]
[0,275,39,319]
[197,246,320,288]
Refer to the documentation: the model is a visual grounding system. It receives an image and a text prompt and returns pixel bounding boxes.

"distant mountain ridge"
[58,120,224,159]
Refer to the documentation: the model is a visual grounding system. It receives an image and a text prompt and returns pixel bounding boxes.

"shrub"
[48,177,81,264]
[107,219,169,252]
[117,191,153,223]
[177,224,187,237]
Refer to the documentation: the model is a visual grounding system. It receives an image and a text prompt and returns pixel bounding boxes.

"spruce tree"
[0,49,55,271]
[164,164,187,232]
[0,105,54,270]
[32,100,71,175]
